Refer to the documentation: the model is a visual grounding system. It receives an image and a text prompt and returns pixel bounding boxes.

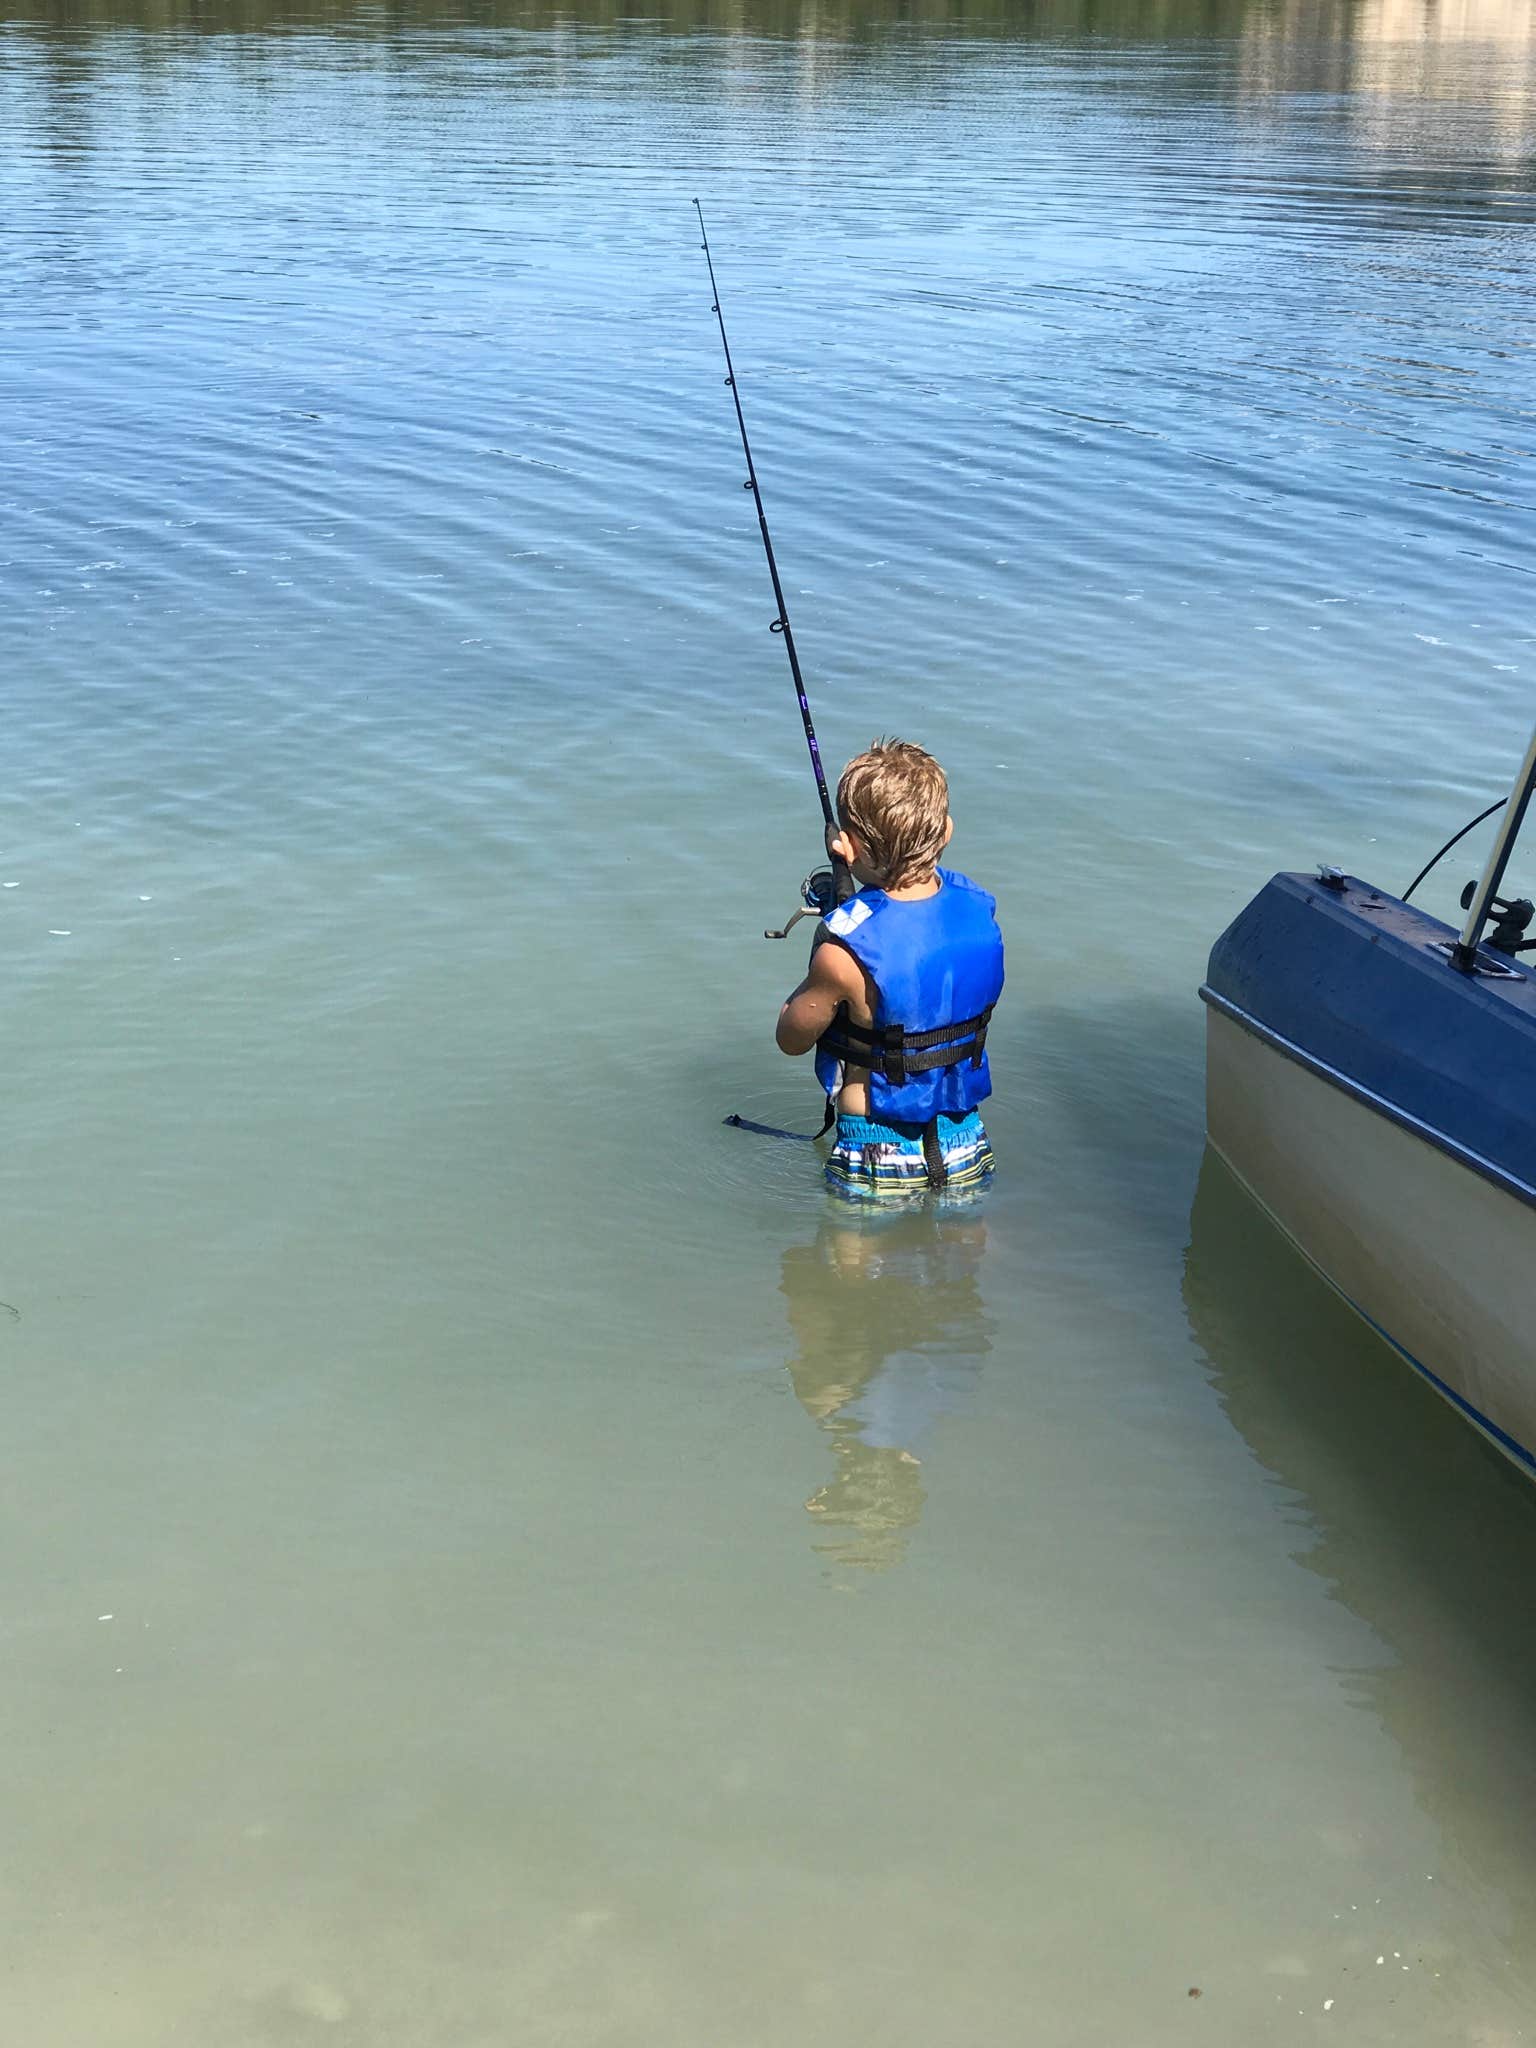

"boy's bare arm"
[775,939,864,1055]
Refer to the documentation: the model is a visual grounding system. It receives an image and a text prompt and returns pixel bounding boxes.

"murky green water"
[2,0,1535,2038]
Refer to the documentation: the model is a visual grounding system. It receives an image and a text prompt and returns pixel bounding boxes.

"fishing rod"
[694,199,849,938]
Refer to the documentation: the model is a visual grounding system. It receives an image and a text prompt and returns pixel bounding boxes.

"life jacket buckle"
[970,1004,994,1067]
[885,1024,908,1088]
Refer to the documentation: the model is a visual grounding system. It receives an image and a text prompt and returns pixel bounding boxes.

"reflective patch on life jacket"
[825,898,874,938]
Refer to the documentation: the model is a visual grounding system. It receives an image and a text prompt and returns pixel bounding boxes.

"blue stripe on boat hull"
[1353,1303,1536,1478]
[1199,983,1536,1212]
[1210,1136,1536,1481]
[1205,872,1536,1198]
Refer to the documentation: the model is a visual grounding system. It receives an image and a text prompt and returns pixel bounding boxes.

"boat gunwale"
[1199,982,1536,1215]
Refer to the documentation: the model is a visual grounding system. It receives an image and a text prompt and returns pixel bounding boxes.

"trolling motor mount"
[1460,878,1536,955]
[765,867,836,940]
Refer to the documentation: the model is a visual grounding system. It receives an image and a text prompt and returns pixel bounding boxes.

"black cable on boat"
[1402,797,1507,905]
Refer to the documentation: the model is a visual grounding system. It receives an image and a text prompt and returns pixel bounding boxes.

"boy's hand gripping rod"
[695,200,852,937]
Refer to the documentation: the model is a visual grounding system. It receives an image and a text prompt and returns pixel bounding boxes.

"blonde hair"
[837,738,950,888]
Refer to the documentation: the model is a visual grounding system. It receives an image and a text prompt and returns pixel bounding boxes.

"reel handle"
[765,866,839,940]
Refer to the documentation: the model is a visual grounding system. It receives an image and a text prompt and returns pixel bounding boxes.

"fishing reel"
[766,867,837,940]
[1460,878,1536,954]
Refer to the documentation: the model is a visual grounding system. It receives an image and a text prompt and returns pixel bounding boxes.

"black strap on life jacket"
[920,1118,949,1190]
[815,1004,994,1088]
[724,1008,991,1175]
[724,1099,950,1189]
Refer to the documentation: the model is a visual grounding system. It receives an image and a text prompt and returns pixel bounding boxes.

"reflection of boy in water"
[779,1209,992,1571]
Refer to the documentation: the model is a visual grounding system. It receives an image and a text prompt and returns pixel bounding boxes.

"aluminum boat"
[1201,726,1536,1476]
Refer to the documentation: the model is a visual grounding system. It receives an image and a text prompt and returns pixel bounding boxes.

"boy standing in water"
[775,739,1004,1200]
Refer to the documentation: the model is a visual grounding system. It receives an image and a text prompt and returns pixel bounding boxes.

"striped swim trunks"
[825,1110,995,1204]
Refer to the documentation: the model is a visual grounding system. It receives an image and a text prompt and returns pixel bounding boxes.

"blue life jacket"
[813,867,1004,1125]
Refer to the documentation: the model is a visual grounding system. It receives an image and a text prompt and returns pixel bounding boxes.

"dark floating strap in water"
[724,1103,836,1143]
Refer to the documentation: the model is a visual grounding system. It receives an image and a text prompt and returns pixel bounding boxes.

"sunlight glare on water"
[1,0,1535,2039]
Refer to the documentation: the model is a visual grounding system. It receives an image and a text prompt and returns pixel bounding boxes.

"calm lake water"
[2,0,1535,2039]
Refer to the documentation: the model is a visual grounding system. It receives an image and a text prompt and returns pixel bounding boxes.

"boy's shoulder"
[939,867,1000,922]
[937,865,992,899]
[821,868,997,942]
